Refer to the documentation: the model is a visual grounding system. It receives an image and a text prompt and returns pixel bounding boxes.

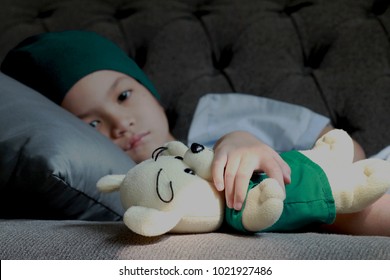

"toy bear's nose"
[190,143,205,154]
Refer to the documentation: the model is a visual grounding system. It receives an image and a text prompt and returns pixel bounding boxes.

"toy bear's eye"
[175,156,183,160]
[184,168,195,175]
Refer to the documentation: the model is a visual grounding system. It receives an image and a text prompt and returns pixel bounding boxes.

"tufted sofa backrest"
[0,0,389,155]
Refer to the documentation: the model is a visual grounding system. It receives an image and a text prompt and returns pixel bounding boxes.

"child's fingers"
[275,154,291,184]
[223,156,241,209]
[261,158,287,193]
[232,157,257,210]
[211,152,227,192]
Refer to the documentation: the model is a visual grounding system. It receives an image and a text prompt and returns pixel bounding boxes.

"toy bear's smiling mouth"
[156,168,174,203]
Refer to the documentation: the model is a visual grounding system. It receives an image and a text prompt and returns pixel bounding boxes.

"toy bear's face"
[119,152,216,214]
[98,142,225,236]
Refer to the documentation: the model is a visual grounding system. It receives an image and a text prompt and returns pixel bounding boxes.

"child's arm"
[212,126,366,212]
[212,130,291,210]
[319,194,390,236]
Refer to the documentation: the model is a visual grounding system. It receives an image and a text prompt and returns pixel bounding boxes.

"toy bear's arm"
[96,175,126,192]
[225,178,285,232]
[241,178,285,232]
[225,151,337,233]
[226,130,390,234]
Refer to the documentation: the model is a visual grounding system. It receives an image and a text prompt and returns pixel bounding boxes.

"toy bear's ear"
[123,206,182,237]
[96,175,126,192]
[161,141,189,157]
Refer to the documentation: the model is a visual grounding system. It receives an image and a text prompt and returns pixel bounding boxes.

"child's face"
[62,70,174,163]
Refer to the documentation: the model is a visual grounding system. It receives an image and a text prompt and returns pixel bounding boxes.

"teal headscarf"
[1,30,159,104]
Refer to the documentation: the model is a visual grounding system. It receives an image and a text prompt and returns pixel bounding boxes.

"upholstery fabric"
[1,219,390,260]
[1,0,390,260]
[0,0,389,155]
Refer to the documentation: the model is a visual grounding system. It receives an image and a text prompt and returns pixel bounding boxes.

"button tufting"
[193,9,210,19]
[213,46,233,71]
[282,1,314,16]
[372,0,389,16]
[114,8,136,20]
[0,0,389,158]
[305,43,331,70]
[134,45,147,69]
[37,9,55,19]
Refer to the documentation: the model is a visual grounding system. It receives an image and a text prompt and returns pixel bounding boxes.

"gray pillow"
[0,72,134,220]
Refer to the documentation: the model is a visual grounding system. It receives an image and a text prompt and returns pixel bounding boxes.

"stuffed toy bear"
[97,129,390,236]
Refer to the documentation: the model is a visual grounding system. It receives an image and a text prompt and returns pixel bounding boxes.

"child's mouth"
[127,132,150,150]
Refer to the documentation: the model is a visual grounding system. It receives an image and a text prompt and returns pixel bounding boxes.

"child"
[1,30,388,236]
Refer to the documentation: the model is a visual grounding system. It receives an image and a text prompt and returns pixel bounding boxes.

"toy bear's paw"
[242,178,285,232]
[334,159,390,213]
[303,129,354,167]
[96,175,125,192]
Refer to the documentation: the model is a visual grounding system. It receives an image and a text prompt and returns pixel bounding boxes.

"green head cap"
[1,30,159,104]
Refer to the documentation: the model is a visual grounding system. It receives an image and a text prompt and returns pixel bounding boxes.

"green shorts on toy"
[97,129,390,237]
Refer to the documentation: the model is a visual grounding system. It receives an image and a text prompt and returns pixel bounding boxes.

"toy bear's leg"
[300,129,354,168]
[330,159,390,213]
[242,178,285,232]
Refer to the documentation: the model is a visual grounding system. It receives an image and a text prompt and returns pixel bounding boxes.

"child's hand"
[212,131,291,211]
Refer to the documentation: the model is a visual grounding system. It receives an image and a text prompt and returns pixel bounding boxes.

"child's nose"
[110,114,134,139]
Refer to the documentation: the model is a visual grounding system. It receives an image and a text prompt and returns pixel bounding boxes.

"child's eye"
[118,90,131,103]
[89,120,101,128]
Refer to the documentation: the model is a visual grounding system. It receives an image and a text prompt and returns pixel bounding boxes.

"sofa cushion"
[1,219,390,260]
[1,1,390,156]
[0,72,134,220]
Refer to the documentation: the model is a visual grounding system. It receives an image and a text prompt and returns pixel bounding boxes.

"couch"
[1,0,390,260]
